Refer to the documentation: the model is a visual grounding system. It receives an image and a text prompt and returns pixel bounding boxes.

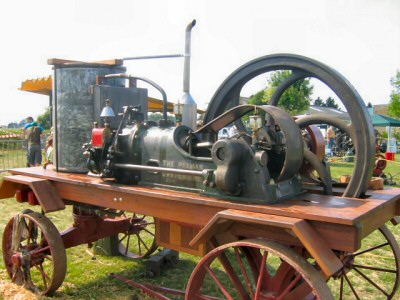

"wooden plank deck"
[2,166,400,252]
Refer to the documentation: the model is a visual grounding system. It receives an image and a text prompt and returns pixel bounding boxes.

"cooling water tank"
[52,62,126,173]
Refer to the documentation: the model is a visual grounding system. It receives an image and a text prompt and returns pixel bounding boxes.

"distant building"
[302,106,350,123]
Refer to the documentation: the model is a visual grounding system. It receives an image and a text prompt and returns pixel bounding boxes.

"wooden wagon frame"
[1,166,400,299]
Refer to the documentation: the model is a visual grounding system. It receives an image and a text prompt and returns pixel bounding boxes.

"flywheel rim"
[204,53,375,198]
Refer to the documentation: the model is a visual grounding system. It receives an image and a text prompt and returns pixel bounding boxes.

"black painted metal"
[203,54,375,197]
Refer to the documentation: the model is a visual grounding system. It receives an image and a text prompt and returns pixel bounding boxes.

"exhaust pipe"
[181,19,197,130]
[183,19,196,93]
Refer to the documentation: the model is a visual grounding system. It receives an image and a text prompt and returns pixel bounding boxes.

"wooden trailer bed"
[1,167,399,253]
[1,167,400,298]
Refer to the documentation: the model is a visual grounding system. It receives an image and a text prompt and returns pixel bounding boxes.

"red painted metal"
[15,189,29,203]
[60,209,131,249]
[299,124,325,176]
[92,128,106,147]
[2,210,67,295]
[111,274,223,299]
[185,239,334,299]
[15,189,39,206]
[27,191,39,205]
[110,273,172,300]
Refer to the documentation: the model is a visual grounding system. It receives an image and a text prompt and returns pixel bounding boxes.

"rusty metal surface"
[2,210,67,295]
[185,239,335,299]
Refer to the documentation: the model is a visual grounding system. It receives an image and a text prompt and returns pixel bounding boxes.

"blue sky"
[1,0,399,125]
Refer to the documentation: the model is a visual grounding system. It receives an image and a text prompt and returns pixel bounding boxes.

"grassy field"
[0,155,399,299]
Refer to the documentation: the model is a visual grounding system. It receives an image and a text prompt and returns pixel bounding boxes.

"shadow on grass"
[54,252,199,300]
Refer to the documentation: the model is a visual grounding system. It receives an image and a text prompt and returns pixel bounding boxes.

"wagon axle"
[60,208,132,249]
[11,245,48,268]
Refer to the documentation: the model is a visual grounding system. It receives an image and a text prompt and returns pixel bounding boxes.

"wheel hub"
[333,252,355,279]
[11,245,46,268]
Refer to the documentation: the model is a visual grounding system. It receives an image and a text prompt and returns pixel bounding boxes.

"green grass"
[328,154,400,187]
[0,191,198,299]
[0,154,400,299]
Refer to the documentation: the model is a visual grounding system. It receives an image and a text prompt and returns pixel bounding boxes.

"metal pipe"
[123,54,183,61]
[104,73,168,122]
[183,19,196,92]
[114,163,204,177]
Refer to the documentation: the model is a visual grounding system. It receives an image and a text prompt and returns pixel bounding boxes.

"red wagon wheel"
[186,239,334,300]
[329,224,400,299]
[118,213,157,259]
[2,210,67,295]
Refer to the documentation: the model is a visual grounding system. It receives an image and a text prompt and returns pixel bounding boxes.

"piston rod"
[114,163,205,177]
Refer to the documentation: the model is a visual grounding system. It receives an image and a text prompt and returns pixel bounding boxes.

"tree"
[148,112,175,124]
[37,106,51,130]
[388,70,400,119]
[269,70,313,115]
[248,90,266,105]
[325,97,339,109]
[248,70,313,115]
[313,96,340,109]
[313,97,324,107]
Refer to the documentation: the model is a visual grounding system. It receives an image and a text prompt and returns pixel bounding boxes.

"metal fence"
[0,140,28,172]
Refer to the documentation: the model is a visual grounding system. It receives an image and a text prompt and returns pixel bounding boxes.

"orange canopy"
[20,76,52,96]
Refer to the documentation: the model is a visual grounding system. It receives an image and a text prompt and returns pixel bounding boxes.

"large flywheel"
[203,54,375,198]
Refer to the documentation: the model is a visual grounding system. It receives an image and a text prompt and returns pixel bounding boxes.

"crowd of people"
[22,116,53,168]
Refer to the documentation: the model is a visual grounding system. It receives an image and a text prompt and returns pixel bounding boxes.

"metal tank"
[52,62,126,173]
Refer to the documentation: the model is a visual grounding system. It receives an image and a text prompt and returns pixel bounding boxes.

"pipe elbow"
[186,19,196,32]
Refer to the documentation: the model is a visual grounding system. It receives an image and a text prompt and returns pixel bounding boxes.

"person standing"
[43,136,53,169]
[326,126,336,149]
[23,116,44,166]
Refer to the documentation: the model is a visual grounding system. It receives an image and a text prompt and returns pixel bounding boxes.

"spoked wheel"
[118,213,157,259]
[2,209,66,295]
[203,54,375,198]
[186,239,334,300]
[329,225,400,299]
